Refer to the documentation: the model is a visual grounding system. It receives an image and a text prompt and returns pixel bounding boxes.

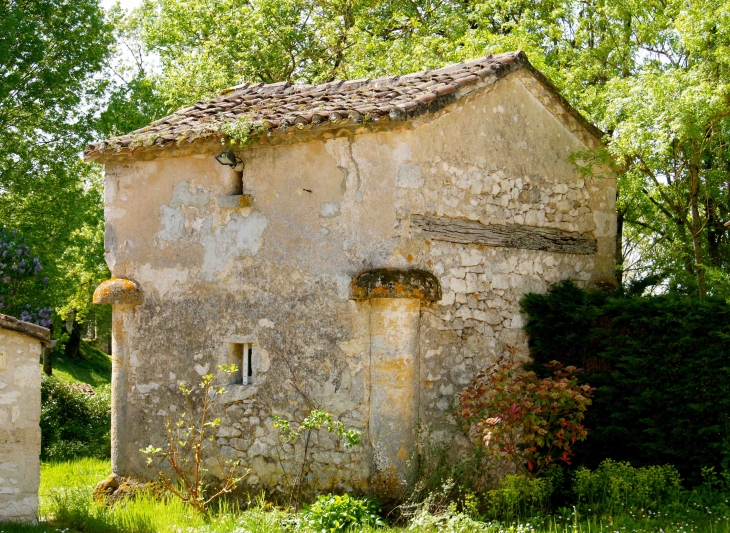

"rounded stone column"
[93,278,143,476]
[351,269,440,497]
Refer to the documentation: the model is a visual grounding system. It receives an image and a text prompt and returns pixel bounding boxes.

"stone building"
[0,314,48,522]
[87,52,616,496]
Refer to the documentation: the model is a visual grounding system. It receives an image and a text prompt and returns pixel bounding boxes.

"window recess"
[227,342,254,385]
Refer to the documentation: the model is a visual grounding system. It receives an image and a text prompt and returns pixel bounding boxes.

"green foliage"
[0,0,114,332]
[484,474,555,521]
[272,409,361,507]
[216,116,269,147]
[408,504,497,533]
[408,426,492,509]
[520,281,730,483]
[272,409,361,450]
[297,493,384,532]
[5,459,730,533]
[457,360,593,476]
[573,460,682,516]
[40,376,111,461]
[142,366,242,516]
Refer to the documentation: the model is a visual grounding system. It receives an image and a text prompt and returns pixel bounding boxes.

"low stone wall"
[0,314,48,523]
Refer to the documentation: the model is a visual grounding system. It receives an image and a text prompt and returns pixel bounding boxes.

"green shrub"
[298,493,384,531]
[456,361,592,476]
[41,375,111,460]
[484,474,555,520]
[521,281,730,483]
[573,460,681,515]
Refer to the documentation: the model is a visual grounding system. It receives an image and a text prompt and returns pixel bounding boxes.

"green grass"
[1,460,730,532]
[31,459,298,533]
[47,341,112,389]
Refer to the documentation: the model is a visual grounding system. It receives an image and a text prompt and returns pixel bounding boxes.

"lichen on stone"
[351,268,441,301]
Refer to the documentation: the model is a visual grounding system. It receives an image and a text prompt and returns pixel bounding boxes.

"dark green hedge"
[520,281,730,483]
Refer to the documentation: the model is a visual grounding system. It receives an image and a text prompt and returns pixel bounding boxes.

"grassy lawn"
[47,342,112,389]
[24,343,730,533]
[0,459,726,532]
[4,458,291,533]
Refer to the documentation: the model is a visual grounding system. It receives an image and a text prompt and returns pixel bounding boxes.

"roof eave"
[85,52,605,164]
[0,313,51,345]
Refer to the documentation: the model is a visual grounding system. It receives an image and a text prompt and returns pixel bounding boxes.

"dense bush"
[457,361,593,476]
[41,376,111,460]
[297,493,384,531]
[520,281,730,483]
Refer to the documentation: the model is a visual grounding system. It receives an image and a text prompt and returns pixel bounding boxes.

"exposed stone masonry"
[93,56,615,498]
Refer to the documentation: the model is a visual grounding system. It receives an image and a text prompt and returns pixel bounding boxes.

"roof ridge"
[85,51,601,160]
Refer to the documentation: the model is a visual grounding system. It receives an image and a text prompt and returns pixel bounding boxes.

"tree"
[0,228,52,327]
[1,0,115,335]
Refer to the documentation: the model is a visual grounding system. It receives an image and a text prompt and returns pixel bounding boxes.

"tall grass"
[36,459,285,533]
[0,459,729,532]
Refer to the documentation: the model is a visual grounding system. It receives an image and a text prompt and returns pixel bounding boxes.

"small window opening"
[232,170,244,195]
[246,344,253,384]
[227,342,253,385]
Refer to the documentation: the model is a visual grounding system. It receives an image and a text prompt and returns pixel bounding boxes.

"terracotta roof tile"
[85,51,602,160]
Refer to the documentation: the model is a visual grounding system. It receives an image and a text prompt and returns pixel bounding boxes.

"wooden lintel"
[412,214,596,255]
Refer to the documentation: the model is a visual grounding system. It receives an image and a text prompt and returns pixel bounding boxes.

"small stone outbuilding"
[87,52,616,497]
[0,314,48,522]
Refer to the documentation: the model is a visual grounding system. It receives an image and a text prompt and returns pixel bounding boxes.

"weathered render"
[0,314,48,523]
[89,52,616,497]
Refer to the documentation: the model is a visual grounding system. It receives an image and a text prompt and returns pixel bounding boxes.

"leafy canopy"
[0,0,114,330]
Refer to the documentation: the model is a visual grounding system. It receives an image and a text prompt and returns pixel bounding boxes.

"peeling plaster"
[135,264,189,299]
[396,164,423,189]
[320,202,341,218]
[100,75,616,498]
[170,180,211,211]
[158,205,185,242]
[200,211,269,280]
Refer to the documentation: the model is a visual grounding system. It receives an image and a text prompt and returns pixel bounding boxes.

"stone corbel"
[351,268,441,301]
[93,278,144,306]
[216,194,253,209]
[351,268,440,498]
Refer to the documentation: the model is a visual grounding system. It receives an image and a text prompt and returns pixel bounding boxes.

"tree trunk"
[689,140,707,298]
[64,320,82,361]
[42,346,52,376]
[616,203,625,286]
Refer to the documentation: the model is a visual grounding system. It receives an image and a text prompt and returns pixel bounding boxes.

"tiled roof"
[85,51,601,160]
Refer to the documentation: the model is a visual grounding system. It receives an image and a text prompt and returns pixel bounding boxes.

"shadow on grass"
[48,341,111,389]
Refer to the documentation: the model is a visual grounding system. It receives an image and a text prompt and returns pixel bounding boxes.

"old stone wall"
[102,70,615,496]
[0,328,42,522]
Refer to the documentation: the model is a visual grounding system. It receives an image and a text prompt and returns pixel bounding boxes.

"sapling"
[141,365,243,516]
[272,409,360,507]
